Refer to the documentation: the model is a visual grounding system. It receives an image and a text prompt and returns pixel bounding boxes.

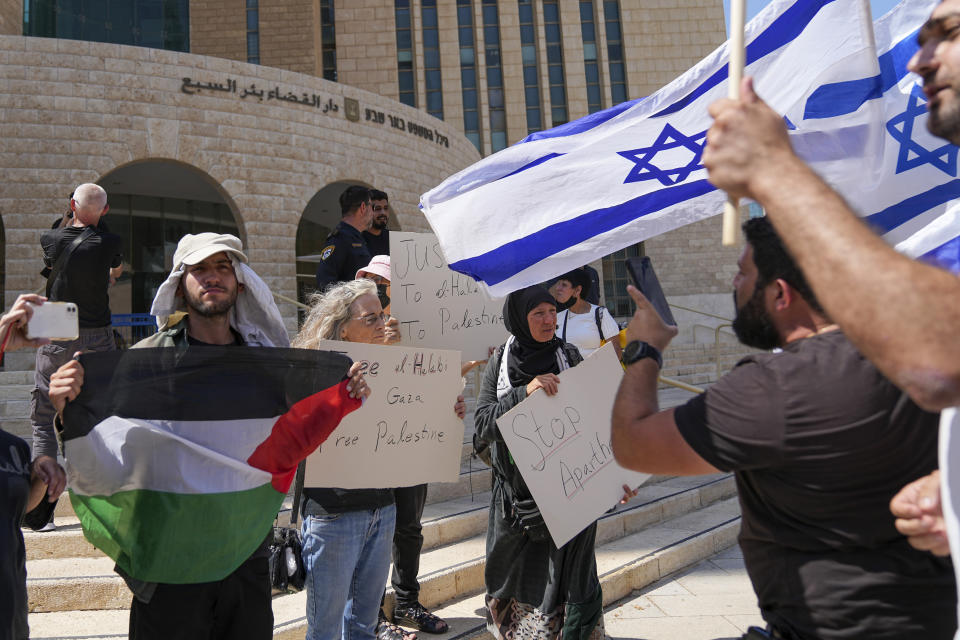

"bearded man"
[610,217,955,640]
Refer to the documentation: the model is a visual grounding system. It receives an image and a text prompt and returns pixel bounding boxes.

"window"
[458,0,482,152]
[518,0,541,133]
[396,0,416,107]
[579,1,602,113]
[482,0,506,151]
[320,0,337,81]
[543,0,567,126]
[602,243,644,319]
[24,0,190,52]
[106,193,239,314]
[246,0,259,64]
[603,0,628,103]
[422,0,443,119]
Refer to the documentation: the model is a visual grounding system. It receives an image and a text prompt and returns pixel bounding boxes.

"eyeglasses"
[353,311,388,327]
[372,204,390,212]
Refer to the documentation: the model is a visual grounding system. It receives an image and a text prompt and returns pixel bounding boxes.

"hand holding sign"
[496,343,650,547]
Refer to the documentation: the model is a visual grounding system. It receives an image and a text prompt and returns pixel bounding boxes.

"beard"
[371,215,388,230]
[928,100,960,144]
[183,287,237,318]
[731,288,780,350]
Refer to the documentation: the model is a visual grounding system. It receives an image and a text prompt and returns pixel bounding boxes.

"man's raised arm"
[704,77,960,410]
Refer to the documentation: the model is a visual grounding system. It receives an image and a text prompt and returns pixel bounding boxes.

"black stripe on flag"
[61,346,352,441]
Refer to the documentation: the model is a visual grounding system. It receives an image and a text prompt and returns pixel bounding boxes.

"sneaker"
[38,520,56,532]
[393,602,448,634]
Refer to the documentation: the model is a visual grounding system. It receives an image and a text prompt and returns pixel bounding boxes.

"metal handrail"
[668,302,732,323]
[272,291,310,310]
[715,324,734,380]
[658,375,704,394]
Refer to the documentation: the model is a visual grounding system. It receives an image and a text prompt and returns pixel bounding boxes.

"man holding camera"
[32,183,122,509]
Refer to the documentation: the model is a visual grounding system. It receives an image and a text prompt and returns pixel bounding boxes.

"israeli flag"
[421,0,955,297]
[848,0,960,271]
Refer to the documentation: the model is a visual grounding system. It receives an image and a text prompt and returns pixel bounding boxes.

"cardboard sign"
[304,341,465,489]
[390,231,508,361]
[495,343,650,547]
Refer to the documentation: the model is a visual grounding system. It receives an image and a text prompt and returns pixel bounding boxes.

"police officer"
[315,185,374,292]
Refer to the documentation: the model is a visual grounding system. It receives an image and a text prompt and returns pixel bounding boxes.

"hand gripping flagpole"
[722,0,747,246]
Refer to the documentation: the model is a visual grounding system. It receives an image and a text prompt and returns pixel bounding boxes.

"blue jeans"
[302,503,396,640]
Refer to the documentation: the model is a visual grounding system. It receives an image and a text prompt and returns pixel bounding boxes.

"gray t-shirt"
[675,330,955,640]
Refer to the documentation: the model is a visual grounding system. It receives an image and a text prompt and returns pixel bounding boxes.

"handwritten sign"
[495,343,650,547]
[390,232,508,361]
[303,341,465,489]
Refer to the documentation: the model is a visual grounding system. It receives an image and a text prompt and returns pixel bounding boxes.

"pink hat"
[356,255,391,282]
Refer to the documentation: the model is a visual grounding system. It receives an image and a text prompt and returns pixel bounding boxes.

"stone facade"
[0,0,19,36]
[0,35,480,333]
[194,0,727,154]
[334,0,400,100]
[189,0,248,64]
[622,0,727,98]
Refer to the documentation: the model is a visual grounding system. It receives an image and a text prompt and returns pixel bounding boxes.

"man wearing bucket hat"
[48,233,299,638]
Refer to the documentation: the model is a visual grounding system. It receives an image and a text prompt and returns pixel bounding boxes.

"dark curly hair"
[743,216,826,316]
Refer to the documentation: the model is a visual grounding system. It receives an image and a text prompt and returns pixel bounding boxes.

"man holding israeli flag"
[421,0,960,297]
[701,0,960,637]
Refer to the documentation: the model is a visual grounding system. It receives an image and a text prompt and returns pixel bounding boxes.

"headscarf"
[149,234,290,347]
[502,285,563,387]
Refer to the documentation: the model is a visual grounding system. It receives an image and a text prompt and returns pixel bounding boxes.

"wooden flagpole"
[722,0,747,246]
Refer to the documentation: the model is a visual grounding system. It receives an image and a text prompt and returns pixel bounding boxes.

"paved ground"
[604,544,764,640]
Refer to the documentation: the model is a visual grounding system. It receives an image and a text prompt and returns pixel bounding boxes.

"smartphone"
[624,257,676,326]
[27,302,79,340]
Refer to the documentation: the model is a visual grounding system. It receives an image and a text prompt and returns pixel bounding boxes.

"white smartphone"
[27,302,79,340]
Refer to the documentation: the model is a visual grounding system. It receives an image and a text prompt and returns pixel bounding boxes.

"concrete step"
[26,474,736,621]
[1,417,32,441]
[0,369,34,385]
[411,499,741,640]
[0,383,33,400]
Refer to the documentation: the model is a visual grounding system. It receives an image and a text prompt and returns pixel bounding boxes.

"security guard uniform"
[315,220,372,292]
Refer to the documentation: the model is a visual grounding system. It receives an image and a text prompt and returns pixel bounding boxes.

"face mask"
[377,283,390,309]
[555,296,576,311]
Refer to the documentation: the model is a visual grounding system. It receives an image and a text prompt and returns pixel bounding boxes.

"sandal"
[378,610,417,640]
[393,602,449,634]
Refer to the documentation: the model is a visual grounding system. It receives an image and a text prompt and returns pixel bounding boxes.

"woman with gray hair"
[293,279,466,640]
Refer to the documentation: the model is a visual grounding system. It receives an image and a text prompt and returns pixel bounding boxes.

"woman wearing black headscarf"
[474,285,604,640]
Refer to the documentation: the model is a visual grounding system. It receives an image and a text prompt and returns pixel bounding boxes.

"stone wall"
[190,0,247,64]
[622,0,727,98]
[259,0,317,75]
[334,0,399,100]
[0,35,480,333]
[0,0,19,35]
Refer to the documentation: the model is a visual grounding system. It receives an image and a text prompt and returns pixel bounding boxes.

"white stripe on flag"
[67,416,276,496]
[420,0,879,296]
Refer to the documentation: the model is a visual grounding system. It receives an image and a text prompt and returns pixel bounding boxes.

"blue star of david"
[886,83,958,177]
[617,124,708,186]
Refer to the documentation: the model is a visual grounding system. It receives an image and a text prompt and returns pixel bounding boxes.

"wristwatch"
[622,340,663,368]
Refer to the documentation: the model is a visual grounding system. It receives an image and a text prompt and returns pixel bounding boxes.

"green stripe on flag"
[70,483,284,584]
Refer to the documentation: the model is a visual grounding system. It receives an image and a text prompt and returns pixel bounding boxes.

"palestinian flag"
[59,346,359,584]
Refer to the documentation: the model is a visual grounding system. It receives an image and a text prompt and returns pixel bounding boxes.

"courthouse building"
[0,0,738,339]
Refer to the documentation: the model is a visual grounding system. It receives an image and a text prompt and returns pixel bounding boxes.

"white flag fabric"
[421,0,959,297]
[420,0,878,296]
[837,0,960,271]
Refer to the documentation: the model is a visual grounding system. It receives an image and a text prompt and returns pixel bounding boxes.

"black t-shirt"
[362,228,390,258]
[1,431,31,640]
[674,330,955,640]
[41,225,123,328]
[315,221,372,293]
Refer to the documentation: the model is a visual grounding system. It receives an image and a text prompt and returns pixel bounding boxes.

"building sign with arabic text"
[180,77,450,149]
